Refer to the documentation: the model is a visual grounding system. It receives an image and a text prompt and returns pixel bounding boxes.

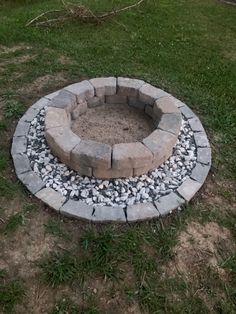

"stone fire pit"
[11,77,211,222]
[44,78,182,179]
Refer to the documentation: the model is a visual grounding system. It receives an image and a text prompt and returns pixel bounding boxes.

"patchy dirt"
[71,103,155,145]
[0,44,32,54]
[167,221,235,280]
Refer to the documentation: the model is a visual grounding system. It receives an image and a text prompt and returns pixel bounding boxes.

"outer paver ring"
[44,77,182,179]
[11,78,211,223]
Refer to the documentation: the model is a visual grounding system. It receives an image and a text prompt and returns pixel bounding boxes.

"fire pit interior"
[44,77,182,179]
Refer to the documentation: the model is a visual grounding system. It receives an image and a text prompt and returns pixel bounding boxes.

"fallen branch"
[26,0,145,27]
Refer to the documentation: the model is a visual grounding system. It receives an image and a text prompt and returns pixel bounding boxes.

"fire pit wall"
[45,77,182,179]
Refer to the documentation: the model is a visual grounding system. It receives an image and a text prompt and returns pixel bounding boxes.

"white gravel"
[27,107,197,208]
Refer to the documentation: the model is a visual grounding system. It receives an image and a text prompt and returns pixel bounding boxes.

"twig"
[99,0,145,19]
[26,9,63,27]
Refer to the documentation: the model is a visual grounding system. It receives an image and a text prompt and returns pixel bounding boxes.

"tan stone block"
[117,77,144,97]
[45,107,69,130]
[143,129,177,163]
[65,80,94,102]
[76,165,92,177]
[93,167,133,179]
[71,140,112,169]
[139,83,169,105]
[113,142,153,170]
[153,96,180,118]
[45,127,80,164]
[87,96,105,108]
[157,113,182,136]
[89,77,116,97]
[50,89,77,113]
[71,100,87,119]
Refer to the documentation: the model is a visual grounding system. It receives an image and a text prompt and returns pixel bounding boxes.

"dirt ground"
[71,103,155,145]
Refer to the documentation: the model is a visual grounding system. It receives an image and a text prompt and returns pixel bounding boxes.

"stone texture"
[71,140,112,169]
[45,107,69,130]
[153,96,180,118]
[145,104,154,118]
[155,192,185,216]
[190,162,211,183]
[60,199,93,220]
[65,80,94,101]
[194,132,210,147]
[128,96,146,110]
[197,147,211,165]
[76,165,93,177]
[117,77,144,97]
[18,171,45,194]
[71,100,87,119]
[22,107,41,122]
[133,166,151,176]
[179,104,195,119]
[45,127,80,164]
[44,90,61,100]
[90,77,116,97]
[157,113,182,136]
[92,205,126,222]
[112,142,153,170]
[88,96,105,108]
[139,83,169,105]
[188,116,205,132]
[50,89,77,112]
[93,167,133,179]
[177,178,202,202]
[12,154,31,175]
[13,121,30,137]
[11,136,27,155]
[126,203,159,222]
[36,188,66,211]
[31,97,51,110]
[105,94,127,104]
[143,129,177,164]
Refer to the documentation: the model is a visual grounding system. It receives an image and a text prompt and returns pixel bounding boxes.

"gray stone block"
[12,154,31,175]
[190,162,211,183]
[92,205,126,223]
[105,94,127,104]
[194,132,210,147]
[127,203,159,222]
[188,116,205,132]
[145,104,154,118]
[128,96,146,110]
[117,77,144,97]
[60,199,93,220]
[36,188,66,211]
[65,80,95,101]
[88,96,105,108]
[179,104,195,119]
[139,83,168,105]
[13,121,30,137]
[90,77,116,97]
[50,89,77,111]
[44,90,61,100]
[157,113,182,136]
[31,97,51,110]
[22,107,41,122]
[155,192,185,216]
[11,136,27,155]
[197,147,211,165]
[177,178,202,202]
[18,171,45,194]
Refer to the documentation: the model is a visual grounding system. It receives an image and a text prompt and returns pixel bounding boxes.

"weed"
[4,99,25,119]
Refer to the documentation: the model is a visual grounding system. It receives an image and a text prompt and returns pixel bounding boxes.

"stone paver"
[194,132,210,147]
[65,80,94,101]
[92,205,126,222]
[106,94,127,104]
[113,142,153,170]
[31,97,51,110]
[145,104,154,118]
[90,77,116,97]
[13,121,30,137]
[197,147,211,165]
[60,199,93,220]
[155,192,185,216]
[177,178,202,202]
[11,136,27,155]
[126,203,159,222]
[22,107,42,122]
[45,107,69,130]
[88,96,104,107]
[188,116,205,132]
[12,154,31,175]
[128,96,146,110]
[71,100,87,119]
[139,83,169,104]
[93,167,133,179]
[45,127,80,164]
[36,188,66,211]
[18,171,45,194]
[153,96,180,117]
[44,90,61,100]
[117,77,144,97]
[190,162,211,183]
[50,89,77,112]
[179,104,195,119]
[71,140,112,169]
[157,113,182,135]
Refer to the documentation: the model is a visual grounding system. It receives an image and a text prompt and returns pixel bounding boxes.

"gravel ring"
[12,88,211,223]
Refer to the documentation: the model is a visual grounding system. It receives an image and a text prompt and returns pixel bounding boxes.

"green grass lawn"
[0,0,236,313]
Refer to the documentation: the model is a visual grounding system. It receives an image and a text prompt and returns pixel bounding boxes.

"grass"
[0,0,235,313]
